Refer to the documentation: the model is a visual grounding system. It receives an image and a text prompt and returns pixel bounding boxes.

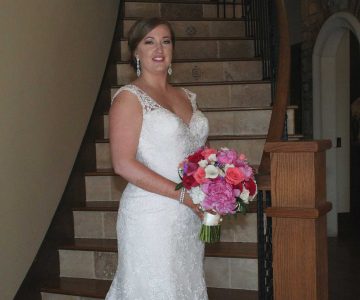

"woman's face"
[135,24,173,76]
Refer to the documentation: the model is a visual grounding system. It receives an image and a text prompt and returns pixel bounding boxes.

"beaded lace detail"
[106,84,209,300]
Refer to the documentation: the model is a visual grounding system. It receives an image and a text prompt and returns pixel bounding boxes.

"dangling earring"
[168,63,172,76]
[136,56,141,77]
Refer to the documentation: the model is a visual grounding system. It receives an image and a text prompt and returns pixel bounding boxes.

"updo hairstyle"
[127,18,176,70]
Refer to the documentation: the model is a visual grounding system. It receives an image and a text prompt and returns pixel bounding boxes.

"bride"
[105,18,209,299]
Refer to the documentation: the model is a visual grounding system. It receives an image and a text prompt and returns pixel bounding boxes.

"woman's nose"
[155,42,163,52]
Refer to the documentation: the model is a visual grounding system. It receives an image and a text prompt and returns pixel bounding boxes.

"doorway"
[313,12,360,236]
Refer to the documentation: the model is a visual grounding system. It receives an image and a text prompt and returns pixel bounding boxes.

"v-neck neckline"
[130,84,196,127]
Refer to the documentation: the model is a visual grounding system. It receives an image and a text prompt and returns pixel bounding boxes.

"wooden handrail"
[258,0,291,175]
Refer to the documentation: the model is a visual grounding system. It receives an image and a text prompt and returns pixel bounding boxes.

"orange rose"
[225,167,245,185]
[194,167,208,184]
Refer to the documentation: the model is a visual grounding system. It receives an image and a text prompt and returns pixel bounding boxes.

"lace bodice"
[112,84,209,182]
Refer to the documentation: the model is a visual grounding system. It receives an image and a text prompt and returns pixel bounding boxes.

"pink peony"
[193,167,208,184]
[201,178,237,215]
[225,167,246,185]
[217,149,238,165]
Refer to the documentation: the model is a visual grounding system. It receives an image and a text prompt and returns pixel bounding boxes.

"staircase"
[40,1,296,299]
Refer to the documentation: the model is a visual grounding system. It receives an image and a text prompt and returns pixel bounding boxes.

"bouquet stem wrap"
[199,212,222,243]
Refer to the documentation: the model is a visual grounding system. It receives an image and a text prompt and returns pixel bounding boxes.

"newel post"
[264,140,332,300]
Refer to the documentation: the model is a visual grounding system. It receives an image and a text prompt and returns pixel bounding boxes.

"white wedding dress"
[105,84,209,300]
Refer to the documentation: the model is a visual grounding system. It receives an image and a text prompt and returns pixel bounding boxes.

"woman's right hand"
[183,193,204,220]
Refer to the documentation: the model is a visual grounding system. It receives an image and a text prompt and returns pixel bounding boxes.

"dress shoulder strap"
[181,87,197,111]
[111,84,160,113]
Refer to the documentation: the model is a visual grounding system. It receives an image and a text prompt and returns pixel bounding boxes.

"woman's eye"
[163,40,171,44]
[144,40,154,45]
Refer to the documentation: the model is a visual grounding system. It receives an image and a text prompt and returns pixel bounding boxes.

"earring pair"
[135,56,172,77]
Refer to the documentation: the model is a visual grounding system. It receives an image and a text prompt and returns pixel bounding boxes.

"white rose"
[198,159,208,168]
[189,186,206,204]
[205,165,219,178]
[208,153,217,162]
[240,188,250,204]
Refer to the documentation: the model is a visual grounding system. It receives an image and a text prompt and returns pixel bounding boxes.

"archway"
[313,12,360,236]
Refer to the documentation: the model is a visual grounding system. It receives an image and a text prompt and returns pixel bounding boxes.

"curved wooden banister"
[258,0,291,175]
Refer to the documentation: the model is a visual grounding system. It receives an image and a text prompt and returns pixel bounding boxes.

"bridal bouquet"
[176,146,257,243]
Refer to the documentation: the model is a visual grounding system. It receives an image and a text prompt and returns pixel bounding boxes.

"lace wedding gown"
[105,84,209,300]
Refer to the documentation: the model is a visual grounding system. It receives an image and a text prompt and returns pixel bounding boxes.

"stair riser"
[59,250,258,290]
[103,109,295,138]
[96,139,266,169]
[85,176,126,202]
[124,2,243,19]
[123,20,245,38]
[120,39,254,60]
[117,61,262,85]
[111,83,271,108]
[74,210,257,242]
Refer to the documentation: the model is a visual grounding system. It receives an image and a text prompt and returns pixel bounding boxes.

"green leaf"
[175,182,183,190]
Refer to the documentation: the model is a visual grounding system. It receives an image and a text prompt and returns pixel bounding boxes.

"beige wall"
[0,1,119,298]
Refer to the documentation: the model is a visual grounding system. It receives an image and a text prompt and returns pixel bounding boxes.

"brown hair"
[127,18,176,70]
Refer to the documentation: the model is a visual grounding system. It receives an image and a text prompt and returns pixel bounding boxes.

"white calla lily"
[205,165,219,178]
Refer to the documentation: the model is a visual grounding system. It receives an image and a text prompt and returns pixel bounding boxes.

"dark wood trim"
[123,17,246,21]
[41,277,258,299]
[58,238,258,259]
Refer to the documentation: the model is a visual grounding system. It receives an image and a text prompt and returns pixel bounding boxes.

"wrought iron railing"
[257,188,273,300]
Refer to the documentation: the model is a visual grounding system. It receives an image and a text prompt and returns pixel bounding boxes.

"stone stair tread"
[59,238,258,258]
[74,200,259,213]
[41,277,258,299]
[118,57,261,64]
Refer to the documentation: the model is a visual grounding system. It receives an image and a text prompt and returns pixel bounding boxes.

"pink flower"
[193,167,208,184]
[239,153,247,160]
[225,167,246,185]
[217,149,238,165]
[201,147,217,159]
[201,178,237,215]
[238,165,253,180]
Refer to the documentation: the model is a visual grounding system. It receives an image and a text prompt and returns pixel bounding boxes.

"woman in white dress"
[105,18,209,299]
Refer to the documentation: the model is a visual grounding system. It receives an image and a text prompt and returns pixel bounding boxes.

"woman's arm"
[109,91,202,218]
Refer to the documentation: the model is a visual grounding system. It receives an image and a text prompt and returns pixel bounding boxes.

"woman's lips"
[152,56,165,62]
